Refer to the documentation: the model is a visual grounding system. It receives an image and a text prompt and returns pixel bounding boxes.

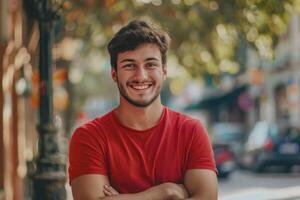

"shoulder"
[165,108,209,141]
[166,107,204,130]
[70,110,114,143]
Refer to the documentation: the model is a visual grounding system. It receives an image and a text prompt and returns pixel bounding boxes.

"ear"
[162,65,167,80]
[111,68,117,82]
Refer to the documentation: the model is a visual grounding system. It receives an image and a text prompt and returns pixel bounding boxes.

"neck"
[114,97,164,131]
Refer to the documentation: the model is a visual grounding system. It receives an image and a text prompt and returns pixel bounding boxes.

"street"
[219,169,300,200]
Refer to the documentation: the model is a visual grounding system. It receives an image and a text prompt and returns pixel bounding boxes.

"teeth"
[131,85,150,90]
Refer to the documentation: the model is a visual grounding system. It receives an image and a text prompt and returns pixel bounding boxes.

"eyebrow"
[145,57,159,62]
[120,59,135,63]
[120,57,160,63]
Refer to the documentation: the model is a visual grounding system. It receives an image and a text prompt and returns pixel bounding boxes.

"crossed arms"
[71,169,218,200]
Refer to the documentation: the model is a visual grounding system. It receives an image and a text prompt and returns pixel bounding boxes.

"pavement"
[220,186,300,200]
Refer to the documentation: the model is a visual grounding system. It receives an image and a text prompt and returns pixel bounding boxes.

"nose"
[134,66,148,80]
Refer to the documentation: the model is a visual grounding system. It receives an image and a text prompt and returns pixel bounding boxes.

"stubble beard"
[116,79,162,108]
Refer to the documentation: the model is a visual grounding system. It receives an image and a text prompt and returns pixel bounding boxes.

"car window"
[283,127,300,140]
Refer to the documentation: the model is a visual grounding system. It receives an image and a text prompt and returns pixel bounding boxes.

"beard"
[116,79,162,107]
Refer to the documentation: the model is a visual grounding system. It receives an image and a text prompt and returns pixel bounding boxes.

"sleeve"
[186,121,217,174]
[68,126,107,184]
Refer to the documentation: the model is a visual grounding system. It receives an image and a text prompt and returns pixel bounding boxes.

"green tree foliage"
[62,0,298,79]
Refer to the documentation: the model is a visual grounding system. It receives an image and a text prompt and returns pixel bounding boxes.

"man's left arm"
[184,169,218,200]
[182,120,218,200]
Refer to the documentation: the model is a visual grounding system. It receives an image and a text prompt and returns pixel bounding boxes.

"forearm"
[183,189,218,200]
[184,196,217,200]
[100,183,173,200]
[100,183,187,200]
[100,191,163,200]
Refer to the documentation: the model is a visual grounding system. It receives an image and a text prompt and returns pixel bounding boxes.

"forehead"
[117,44,161,63]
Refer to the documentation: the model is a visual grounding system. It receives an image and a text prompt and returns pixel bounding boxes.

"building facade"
[1,0,38,199]
[246,13,300,129]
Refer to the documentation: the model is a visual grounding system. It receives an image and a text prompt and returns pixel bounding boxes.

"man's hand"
[162,183,189,200]
[175,184,189,199]
[103,185,119,197]
[103,183,188,200]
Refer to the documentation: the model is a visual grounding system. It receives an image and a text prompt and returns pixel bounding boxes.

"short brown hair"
[107,20,171,69]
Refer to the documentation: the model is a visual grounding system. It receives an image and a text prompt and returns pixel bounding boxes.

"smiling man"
[69,20,218,200]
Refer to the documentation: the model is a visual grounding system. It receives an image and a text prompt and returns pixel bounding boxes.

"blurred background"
[1,0,300,199]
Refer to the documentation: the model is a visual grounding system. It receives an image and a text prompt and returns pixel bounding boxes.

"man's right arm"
[71,174,188,200]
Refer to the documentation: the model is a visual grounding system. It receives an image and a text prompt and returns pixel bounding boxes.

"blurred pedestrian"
[69,19,217,200]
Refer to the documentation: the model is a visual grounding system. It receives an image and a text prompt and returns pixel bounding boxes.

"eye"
[123,64,135,69]
[146,63,157,68]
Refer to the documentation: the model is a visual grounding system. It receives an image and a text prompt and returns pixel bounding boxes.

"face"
[111,44,167,107]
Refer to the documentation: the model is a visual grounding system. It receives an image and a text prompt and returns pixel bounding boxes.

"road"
[219,169,300,200]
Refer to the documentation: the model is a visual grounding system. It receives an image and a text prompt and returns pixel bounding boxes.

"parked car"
[240,121,300,172]
[211,122,245,158]
[213,143,235,178]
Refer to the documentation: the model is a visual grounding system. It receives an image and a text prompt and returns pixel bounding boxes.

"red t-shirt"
[68,107,216,193]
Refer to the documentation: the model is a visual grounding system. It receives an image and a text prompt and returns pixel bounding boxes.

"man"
[69,20,218,200]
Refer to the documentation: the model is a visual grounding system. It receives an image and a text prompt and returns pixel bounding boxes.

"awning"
[185,85,248,110]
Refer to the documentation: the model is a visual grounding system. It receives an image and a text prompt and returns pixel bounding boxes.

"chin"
[129,99,154,107]
[125,94,160,107]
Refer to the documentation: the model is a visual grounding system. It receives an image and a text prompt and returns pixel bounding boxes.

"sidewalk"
[220,186,300,200]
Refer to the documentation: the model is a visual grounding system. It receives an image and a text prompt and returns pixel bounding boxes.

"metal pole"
[30,0,67,199]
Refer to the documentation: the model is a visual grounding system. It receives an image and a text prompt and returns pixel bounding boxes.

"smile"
[130,84,152,90]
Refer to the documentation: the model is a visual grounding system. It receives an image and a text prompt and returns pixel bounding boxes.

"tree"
[61,0,298,81]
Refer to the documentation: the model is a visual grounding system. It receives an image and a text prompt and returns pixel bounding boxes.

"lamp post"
[25,0,67,199]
